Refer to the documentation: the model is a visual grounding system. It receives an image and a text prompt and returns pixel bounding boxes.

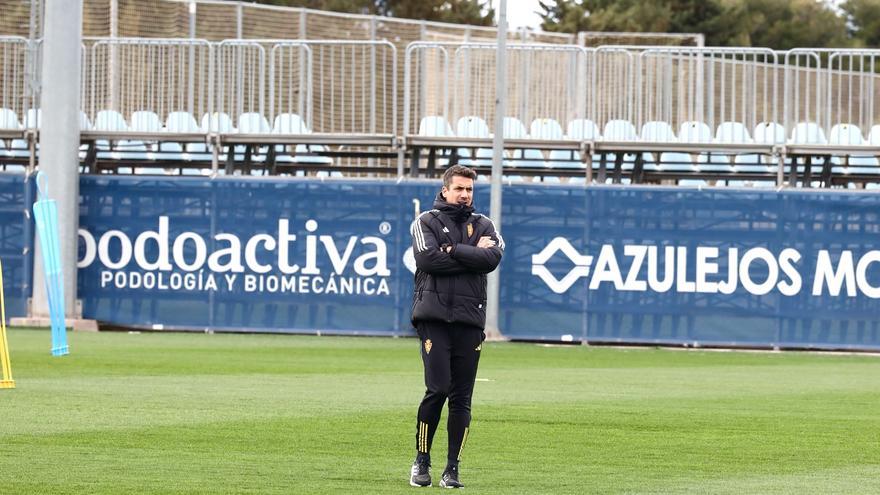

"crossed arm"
[411,217,504,275]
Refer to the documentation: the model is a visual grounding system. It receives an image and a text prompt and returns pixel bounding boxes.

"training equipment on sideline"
[32,172,69,356]
[0,258,14,389]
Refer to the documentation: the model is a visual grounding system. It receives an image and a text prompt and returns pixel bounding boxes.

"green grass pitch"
[1,328,879,494]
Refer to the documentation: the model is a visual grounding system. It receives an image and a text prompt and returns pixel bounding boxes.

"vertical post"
[109,0,118,112]
[110,0,118,37]
[369,19,377,170]
[485,0,506,340]
[26,0,39,128]
[188,1,196,115]
[33,0,83,320]
[237,4,243,38]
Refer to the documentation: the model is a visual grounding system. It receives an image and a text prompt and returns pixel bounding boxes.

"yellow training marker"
[0,258,15,389]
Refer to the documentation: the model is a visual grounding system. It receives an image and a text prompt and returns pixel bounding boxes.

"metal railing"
[404,42,588,140]
[634,47,780,141]
[83,38,213,130]
[0,36,37,133]
[4,38,880,183]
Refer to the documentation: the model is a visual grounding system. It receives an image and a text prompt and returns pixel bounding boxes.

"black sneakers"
[409,457,431,487]
[439,465,464,489]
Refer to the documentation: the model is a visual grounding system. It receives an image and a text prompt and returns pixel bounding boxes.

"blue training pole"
[32,172,69,356]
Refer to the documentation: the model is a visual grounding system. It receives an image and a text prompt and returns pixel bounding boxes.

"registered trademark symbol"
[379,222,391,235]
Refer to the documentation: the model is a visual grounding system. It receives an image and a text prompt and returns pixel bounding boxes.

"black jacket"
[410,194,505,329]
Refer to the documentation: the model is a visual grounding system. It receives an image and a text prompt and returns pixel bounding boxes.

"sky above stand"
[491,0,544,31]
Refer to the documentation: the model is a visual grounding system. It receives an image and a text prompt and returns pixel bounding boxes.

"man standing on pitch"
[408,165,504,488]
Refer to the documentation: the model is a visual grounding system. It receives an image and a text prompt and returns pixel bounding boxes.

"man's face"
[441,175,474,206]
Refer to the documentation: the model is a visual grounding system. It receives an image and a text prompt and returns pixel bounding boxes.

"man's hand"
[476,236,496,249]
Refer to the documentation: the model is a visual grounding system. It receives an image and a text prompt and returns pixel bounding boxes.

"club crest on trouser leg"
[424,339,432,354]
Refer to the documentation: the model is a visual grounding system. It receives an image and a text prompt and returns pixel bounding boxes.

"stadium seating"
[161,111,204,162]
[788,122,829,186]
[829,123,878,176]
[455,116,492,168]
[561,119,601,184]
[723,122,781,186]
[640,121,693,172]
[237,112,271,134]
[202,112,235,133]
[131,110,163,132]
[525,118,565,182]
[703,121,746,173]
[501,117,529,181]
[598,120,638,183]
[24,108,40,129]
[272,113,308,134]
[0,109,29,161]
[418,116,454,137]
[271,113,332,173]
[93,110,129,161]
[0,108,21,130]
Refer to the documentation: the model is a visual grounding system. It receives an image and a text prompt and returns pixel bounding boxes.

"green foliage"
[243,0,376,13]
[381,0,495,26]
[842,0,880,48]
[244,0,495,26]
[2,329,880,494]
[724,0,849,50]
[538,0,853,49]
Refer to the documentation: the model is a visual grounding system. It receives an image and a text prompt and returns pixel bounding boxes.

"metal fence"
[7,38,880,155]
[633,47,781,142]
[77,38,398,139]
[214,39,264,126]
[404,42,589,138]
[84,38,212,127]
[0,36,37,130]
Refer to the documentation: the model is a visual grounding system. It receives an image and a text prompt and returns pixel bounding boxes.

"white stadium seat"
[273,113,310,134]
[640,121,693,172]
[829,123,878,174]
[0,108,21,130]
[237,112,271,134]
[455,116,492,167]
[202,112,235,133]
[418,116,454,137]
[790,122,827,145]
[130,111,163,132]
[715,121,752,143]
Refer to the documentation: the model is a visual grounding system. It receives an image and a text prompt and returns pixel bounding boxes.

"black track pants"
[414,321,484,465]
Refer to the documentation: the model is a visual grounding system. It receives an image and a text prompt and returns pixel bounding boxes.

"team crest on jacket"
[467,223,474,238]
[424,339,432,354]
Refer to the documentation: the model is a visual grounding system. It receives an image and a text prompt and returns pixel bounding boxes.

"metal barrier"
[305,40,396,139]
[269,41,312,129]
[210,39,396,145]
[4,36,880,185]
[0,36,35,135]
[83,38,213,132]
[593,47,635,129]
[784,49,826,140]
[636,47,780,141]
[215,39,264,128]
[404,42,587,143]
[826,50,880,137]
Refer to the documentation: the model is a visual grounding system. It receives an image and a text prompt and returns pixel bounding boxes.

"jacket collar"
[433,192,474,223]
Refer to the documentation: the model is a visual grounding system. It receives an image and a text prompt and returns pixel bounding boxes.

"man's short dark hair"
[442,165,477,188]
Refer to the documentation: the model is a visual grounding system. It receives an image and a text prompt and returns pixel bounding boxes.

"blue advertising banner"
[78,177,433,335]
[75,176,880,350]
[0,172,34,319]
[501,187,880,350]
